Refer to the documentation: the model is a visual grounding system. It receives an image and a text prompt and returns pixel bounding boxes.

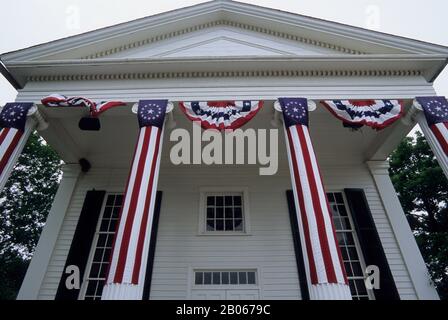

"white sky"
[1,0,448,105]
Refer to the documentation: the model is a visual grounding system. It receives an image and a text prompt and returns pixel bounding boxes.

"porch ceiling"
[35,99,413,169]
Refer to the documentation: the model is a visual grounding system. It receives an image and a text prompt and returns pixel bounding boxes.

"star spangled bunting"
[0,103,34,132]
[416,96,448,156]
[41,94,126,116]
[278,98,309,127]
[137,100,168,128]
[179,100,263,130]
[321,99,403,130]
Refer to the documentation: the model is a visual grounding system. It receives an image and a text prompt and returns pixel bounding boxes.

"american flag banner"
[103,100,167,300]
[41,94,126,116]
[179,100,263,130]
[0,103,34,183]
[321,99,403,130]
[279,98,351,299]
[416,96,448,156]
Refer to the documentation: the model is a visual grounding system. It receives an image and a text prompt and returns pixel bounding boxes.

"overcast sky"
[1,0,448,105]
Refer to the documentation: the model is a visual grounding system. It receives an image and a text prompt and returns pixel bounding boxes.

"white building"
[1,0,447,300]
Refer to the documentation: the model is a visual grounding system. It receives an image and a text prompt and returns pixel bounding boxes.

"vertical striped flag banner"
[415,96,448,179]
[102,100,167,300]
[0,103,36,193]
[279,98,352,300]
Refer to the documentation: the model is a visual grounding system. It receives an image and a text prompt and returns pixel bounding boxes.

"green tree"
[389,131,448,299]
[0,132,61,300]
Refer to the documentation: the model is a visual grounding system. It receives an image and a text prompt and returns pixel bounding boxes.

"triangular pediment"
[1,0,447,88]
[104,26,337,60]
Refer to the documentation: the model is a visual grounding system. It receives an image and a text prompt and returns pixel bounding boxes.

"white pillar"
[414,110,448,178]
[17,164,81,300]
[366,160,439,300]
[277,99,352,300]
[102,101,169,300]
[0,104,48,192]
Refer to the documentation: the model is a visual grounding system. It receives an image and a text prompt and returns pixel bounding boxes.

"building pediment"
[1,0,448,88]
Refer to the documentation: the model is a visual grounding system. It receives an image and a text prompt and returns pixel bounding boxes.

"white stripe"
[282,125,312,288]
[435,122,448,147]
[108,128,146,283]
[0,128,19,161]
[290,125,327,283]
[137,125,164,293]
[122,126,158,283]
[302,127,345,284]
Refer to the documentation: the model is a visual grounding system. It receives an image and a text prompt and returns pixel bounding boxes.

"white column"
[276,99,352,300]
[0,104,48,192]
[366,160,439,300]
[17,164,81,300]
[415,111,448,178]
[102,101,169,300]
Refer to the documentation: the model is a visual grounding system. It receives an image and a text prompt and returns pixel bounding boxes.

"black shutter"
[344,188,400,300]
[55,190,106,300]
[286,190,310,300]
[142,191,163,300]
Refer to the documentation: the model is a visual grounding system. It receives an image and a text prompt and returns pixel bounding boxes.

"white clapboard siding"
[37,162,417,300]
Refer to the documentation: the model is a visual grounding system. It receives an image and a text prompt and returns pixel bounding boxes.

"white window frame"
[78,192,123,300]
[198,187,251,235]
[327,190,375,300]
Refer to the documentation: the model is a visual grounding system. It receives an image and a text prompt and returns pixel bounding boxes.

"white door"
[190,290,226,300]
[226,290,260,300]
[190,289,260,300]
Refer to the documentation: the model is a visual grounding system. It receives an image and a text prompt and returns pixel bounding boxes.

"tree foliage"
[0,132,61,300]
[389,131,448,299]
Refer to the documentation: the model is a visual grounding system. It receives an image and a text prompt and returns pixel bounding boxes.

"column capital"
[366,160,390,175]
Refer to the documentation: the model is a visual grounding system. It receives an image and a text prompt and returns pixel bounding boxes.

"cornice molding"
[26,68,422,82]
[80,20,365,60]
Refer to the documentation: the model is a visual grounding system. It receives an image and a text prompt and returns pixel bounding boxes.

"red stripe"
[114,127,152,283]
[0,128,10,145]
[430,123,448,156]
[286,127,318,284]
[305,127,348,284]
[0,130,23,176]
[106,128,143,283]
[296,125,337,283]
[132,128,162,283]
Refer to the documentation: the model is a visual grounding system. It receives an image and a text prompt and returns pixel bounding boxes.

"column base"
[101,283,143,300]
[309,283,352,300]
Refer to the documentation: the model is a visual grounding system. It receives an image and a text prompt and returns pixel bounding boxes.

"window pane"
[207,207,214,219]
[206,219,215,231]
[216,207,224,218]
[89,263,101,278]
[103,207,112,219]
[114,195,123,206]
[335,193,344,203]
[233,196,242,205]
[216,219,224,231]
[207,196,215,206]
[234,219,243,231]
[97,234,107,247]
[216,196,223,206]
[230,272,238,284]
[327,193,335,202]
[225,196,233,206]
[222,272,229,284]
[238,272,247,284]
[100,220,110,232]
[355,279,368,295]
[225,208,233,218]
[248,272,256,284]
[112,207,121,218]
[106,196,115,206]
[212,272,220,285]
[338,205,347,216]
[204,272,212,285]
[225,219,233,231]
[234,207,242,219]
[109,219,117,232]
[351,262,363,276]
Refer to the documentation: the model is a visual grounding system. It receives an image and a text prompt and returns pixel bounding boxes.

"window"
[79,194,123,300]
[206,194,244,232]
[199,188,250,234]
[194,270,257,285]
[327,192,374,300]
